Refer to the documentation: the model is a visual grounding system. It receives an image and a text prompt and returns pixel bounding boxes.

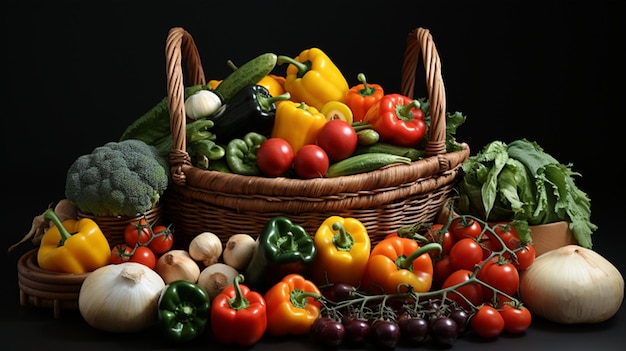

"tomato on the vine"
[450,217,482,240]
[425,223,456,256]
[508,243,535,271]
[256,137,295,177]
[110,244,132,264]
[316,119,358,162]
[148,224,174,255]
[499,304,532,334]
[433,256,456,289]
[124,218,152,248]
[294,144,329,179]
[470,304,504,339]
[130,246,157,269]
[441,269,483,310]
[449,238,483,271]
[477,256,520,298]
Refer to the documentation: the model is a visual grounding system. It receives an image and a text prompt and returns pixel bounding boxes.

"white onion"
[78,262,165,332]
[519,245,624,324]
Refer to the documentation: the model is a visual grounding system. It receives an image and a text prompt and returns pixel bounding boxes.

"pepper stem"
[229,274,250,310]
[290,288,322,309]
[43,209,73,246]
[257,91,291,112]
[396,242,442,270]
[395,100,422,122]
[277,55,311,78]
[357,73,375,96]
[331,222,354,252]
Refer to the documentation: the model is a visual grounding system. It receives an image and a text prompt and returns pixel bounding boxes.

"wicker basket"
[162,27,470,246]
[17,249,88,319]
[77,204,162,247]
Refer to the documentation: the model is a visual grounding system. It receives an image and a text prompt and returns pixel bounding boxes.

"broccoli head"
[65,139,169,217]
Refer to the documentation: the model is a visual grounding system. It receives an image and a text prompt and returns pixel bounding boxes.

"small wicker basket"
[17,249,88,319]
[162,27,470,246]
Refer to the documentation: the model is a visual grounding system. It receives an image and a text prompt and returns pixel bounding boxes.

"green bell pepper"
[244,216,316,293]
[157,280,211,342]
[225,131,267,175]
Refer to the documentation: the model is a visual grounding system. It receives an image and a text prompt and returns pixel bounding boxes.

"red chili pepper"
[363,93,426,147]
[210,274,267,346]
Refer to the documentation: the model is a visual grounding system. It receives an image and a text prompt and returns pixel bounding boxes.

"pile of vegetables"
[118,48,466,179]
[454,139,597,249]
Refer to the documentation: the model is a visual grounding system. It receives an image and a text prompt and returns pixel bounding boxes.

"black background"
[2,1,625,350]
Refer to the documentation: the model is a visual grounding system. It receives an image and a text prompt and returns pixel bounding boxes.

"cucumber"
[353,142,425,161]
[326,153,412,178]
[214,53,278,103]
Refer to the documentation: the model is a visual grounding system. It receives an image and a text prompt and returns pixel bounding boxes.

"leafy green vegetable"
[455,138,597,248]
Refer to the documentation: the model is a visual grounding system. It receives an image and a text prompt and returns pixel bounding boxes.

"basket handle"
[165,27,206,183]
[400,27,447,157]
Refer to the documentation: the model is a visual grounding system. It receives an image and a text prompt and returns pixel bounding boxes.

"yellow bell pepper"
[277,48,349,111]
[37,209,111,274]
[270,101,327,154]
[310,216,371,287]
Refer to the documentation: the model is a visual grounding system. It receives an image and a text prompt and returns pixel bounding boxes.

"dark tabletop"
[2,1,624,350]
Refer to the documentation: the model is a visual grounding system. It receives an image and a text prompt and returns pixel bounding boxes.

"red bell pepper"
[363,93,427,147]
[344,73,385,122]
[210,274,267,346]
[263,273,322,336]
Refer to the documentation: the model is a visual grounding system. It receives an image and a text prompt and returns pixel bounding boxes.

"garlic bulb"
[184,90,222,119]
[189,231,223,267]
[519,245,624,324]
[78,262,165,333]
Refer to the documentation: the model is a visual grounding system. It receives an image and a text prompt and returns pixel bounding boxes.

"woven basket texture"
[162,27,470,246]
[17,249,88,319]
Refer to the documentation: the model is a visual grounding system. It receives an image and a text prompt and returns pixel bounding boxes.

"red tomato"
[130,246,157,269]
[491,222,518,250]
[470,304,505,338]
[124,218,152,248]
[424,223,456,257]
[148,225,174,255]
[448,238,483,271]
[441,269,483,310]
[110,244,132,264]
[316,119,358,162]
[450,217,482,240]
[256,138,295,177]
[294,144,329,179]
[477,257,520,298]
[499,304,532,334]
[508,243,536,271]
[433,256,455,289]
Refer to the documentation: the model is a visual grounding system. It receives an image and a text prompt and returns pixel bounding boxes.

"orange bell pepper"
[310,216,371,287]
[361,236,441,295]
[344,73,384,123]
[263,273,322,336]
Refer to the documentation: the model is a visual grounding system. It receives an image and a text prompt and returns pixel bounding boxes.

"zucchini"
[214,53,278,104]
[353,142,425,161]
[326,153,412,178]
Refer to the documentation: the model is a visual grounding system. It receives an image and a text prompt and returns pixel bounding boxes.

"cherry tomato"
[110,244,132,264]
[470,304,504,338]
[449,238,483,271]
[509,243,535,271]
[477,257,520,298]
[124,218,152,248]
[425,223,456,257]
[256,137,295,177]
[294,144,329,179]
[442,269,483,310]
[499,304,532,334]
[433,256,456,289]
[450,217,482,240]
[130,246,157,269]
[491,222,518,250]
[148,224,174,255]
[316,119,358,162]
